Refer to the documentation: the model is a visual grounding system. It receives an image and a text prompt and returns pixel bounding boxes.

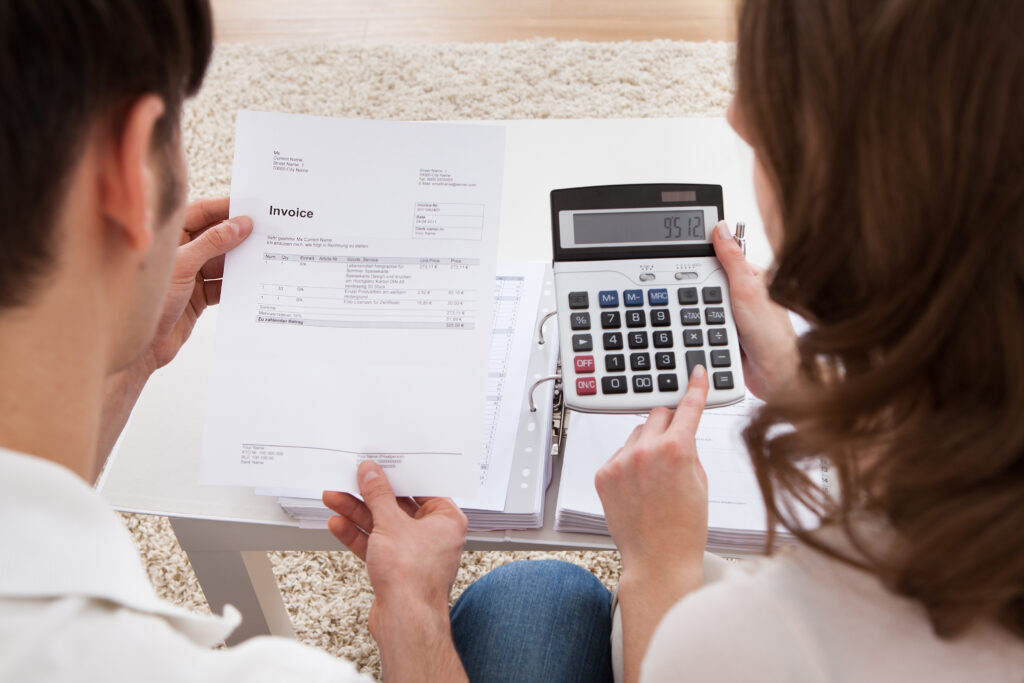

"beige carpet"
[120,38,735,679]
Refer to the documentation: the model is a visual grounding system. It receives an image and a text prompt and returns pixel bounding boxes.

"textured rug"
[119,38,735,679]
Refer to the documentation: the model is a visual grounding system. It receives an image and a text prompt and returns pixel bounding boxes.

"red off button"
[574,355,595,373]
[576,376,597,395]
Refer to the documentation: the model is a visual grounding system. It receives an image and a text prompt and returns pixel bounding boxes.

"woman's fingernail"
[227,219,242,237]
[361,465,380,483]
[692,364,706,379]
[715,221,731,241]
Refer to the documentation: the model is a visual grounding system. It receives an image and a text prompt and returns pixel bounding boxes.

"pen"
[734,222,747,255]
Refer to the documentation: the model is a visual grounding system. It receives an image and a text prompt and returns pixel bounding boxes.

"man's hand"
[595,366,710,683]
[323,462,469,682]
[711,220,799,398]
[143,197,253,373]
[96,197,252,465]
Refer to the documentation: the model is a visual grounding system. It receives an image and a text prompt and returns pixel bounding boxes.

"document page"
[558,396,770,530]
[455,261,545,511]
[201,111,506,497]
[255,262,548,513]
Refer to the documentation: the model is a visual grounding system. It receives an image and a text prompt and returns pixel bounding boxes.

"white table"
[97,118,766,645]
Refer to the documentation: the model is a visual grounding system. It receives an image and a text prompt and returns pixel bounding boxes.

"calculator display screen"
[572,209,706,245]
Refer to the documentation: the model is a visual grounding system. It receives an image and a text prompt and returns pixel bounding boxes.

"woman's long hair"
[736,0,1024,638]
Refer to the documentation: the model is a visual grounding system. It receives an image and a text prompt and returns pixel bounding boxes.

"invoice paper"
[255,262,547,513]
[200,110,506,497]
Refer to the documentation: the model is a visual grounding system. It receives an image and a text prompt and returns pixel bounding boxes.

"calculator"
[551,184,745,413]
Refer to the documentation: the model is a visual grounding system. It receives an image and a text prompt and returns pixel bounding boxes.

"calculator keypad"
[564,279,741,408]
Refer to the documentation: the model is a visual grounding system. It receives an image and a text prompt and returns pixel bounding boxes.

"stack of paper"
[257,263,559,531]
[555,397,814,554]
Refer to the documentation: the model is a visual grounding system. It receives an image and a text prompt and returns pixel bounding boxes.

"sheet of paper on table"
[556,396,766,525]
[556,395,826,553]
[201,110,506,498]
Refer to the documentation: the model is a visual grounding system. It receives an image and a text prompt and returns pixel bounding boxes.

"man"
[0,1,471,679]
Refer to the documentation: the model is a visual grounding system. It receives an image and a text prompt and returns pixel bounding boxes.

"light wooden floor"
[210,0,737,44]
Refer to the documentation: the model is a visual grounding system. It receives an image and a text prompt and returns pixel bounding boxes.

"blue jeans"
[450,560,614,683]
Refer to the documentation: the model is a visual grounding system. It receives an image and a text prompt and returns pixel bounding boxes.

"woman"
[447,0,1024,680]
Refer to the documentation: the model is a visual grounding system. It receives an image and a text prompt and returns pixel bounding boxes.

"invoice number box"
[551,184,745,413]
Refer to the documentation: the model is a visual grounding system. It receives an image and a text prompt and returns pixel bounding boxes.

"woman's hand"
[596,367,711,683]
[596,365,710,579]
[323,463,469,682]
[711,221,799,398]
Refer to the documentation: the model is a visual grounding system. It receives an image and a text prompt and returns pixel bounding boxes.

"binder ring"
[537,311,557,345]
[528,375,560,413]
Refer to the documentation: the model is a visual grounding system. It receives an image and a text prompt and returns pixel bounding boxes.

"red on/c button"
[576,377,597,396]
[574,355,595,373]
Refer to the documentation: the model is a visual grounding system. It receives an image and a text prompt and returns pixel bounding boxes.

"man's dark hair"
[0,0,213,308]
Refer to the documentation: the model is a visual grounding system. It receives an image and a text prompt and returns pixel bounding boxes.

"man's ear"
[98,94,166,252]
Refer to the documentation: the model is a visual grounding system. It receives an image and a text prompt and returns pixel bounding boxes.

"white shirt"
[0,449,371,682]
[642,530,1024,681]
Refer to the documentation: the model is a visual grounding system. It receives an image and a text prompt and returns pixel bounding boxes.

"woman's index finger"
[668,366,710,437]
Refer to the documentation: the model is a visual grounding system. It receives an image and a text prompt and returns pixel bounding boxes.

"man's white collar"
[0,449,239,646]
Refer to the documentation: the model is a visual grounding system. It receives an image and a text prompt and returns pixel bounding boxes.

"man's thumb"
[180,216,253,273]
[357,461,399,518]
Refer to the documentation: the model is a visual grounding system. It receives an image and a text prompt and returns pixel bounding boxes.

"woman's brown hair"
[736,0,1024,638]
